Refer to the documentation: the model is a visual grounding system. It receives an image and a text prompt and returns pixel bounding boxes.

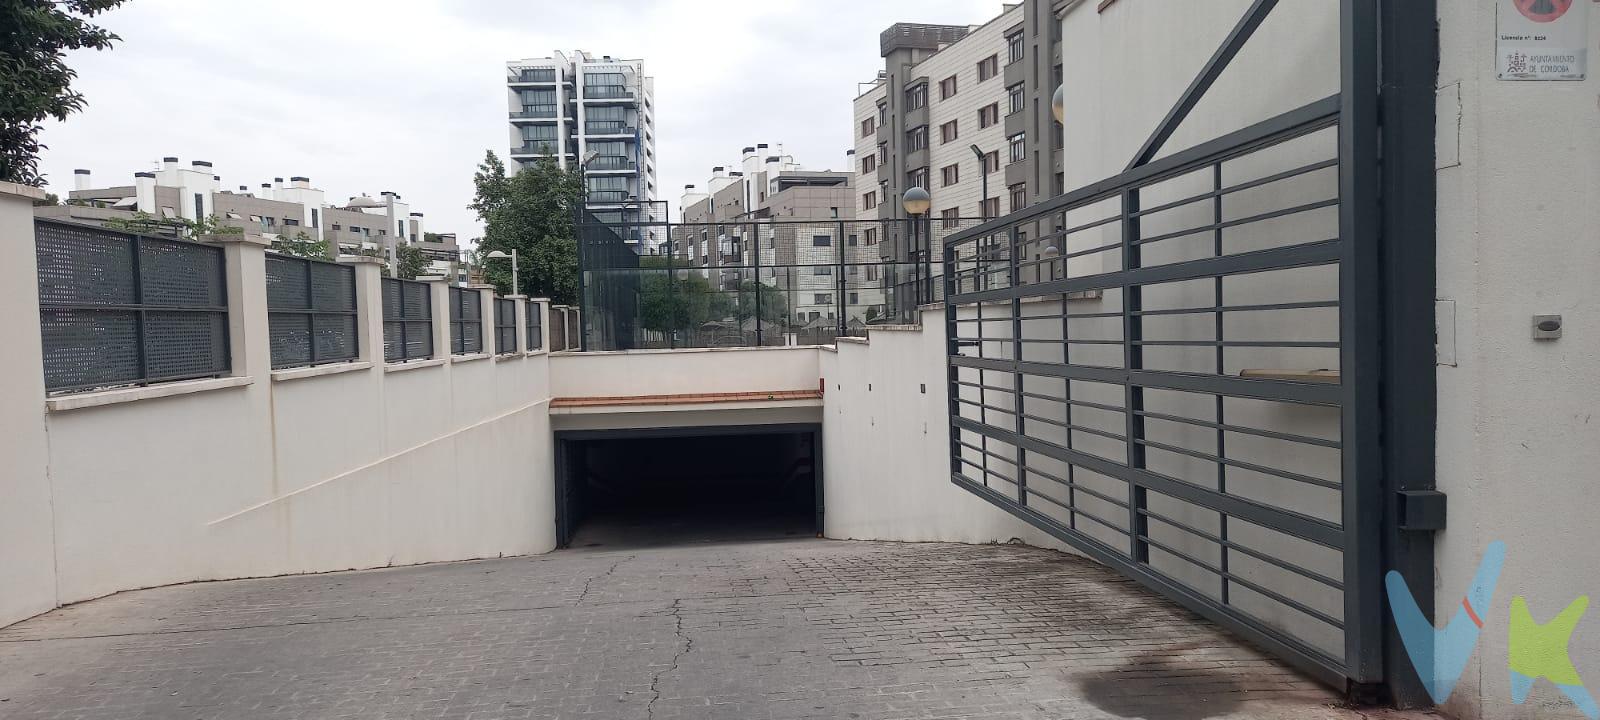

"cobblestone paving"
[0,539,1431,719]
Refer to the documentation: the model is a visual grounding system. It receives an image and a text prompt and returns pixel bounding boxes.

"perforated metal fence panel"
[449,287,483,355]
[494,297,517,354]
[526,301,543,351]
[36,220,229,393]
[382,277,432,362]
[265,254,357,369]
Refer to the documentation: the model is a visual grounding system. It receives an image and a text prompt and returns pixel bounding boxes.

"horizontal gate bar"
[951,415,1345,548]
[950,355,1343,406]
[945,95,1341,249]
[951,238,1341,304]
[951,471,1349,687]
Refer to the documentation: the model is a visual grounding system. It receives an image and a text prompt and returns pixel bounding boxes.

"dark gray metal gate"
[940,0,1419,694]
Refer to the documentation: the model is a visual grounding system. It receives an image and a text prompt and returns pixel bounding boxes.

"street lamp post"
[484,249,518,296]
[901,186,931,307]
[969,144,989,219]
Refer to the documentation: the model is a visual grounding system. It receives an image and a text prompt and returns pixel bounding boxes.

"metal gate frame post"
[1378,0,1441,707]
[1338,0,1386,690]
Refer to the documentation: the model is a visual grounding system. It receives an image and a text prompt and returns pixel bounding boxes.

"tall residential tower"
[505,51,659,247]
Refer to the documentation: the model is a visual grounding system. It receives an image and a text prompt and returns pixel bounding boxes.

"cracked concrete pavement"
[0,538,1436,719]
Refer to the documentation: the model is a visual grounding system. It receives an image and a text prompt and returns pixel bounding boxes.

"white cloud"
[39,0,1003,241]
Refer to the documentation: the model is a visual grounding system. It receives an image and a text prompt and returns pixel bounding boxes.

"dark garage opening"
[556,425,820,549]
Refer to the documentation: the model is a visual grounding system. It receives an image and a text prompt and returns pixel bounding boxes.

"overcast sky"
[38,0,1001,241]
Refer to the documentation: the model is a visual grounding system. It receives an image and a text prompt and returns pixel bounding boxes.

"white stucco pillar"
[340,255,386,365]
[0,182,59,628]
[204,233,273,379]
[423,277,451,359]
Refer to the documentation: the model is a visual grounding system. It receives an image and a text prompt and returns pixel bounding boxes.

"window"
[978,103,1000,128]
[907,168,928,190]
[861,117,875,137]
[1009,133,1026,163]
[863,191,877,209]
[814,265,833,276]
[983,151,1000,174]
[939,75,957,100]
[861,154,877,173]
[877,142,888,164]
[331,223,341,231]
[939,120,958,144]
[907,125,927,152]
[940,207,960,229]
[848,234,858,246]
[1010,183,1027,212]
[865,228,877,245]
[1007,31,1025,64]
[193,193,203,220]
[906,84,927,110]
[977,54,999,81]
[866,265,879,281]
[940,163,960,187]
[310,208,319,228]
[877,102,888,124]
[982,197,1001,218]
[284,218,300,226]
[849,292,859,304]
[812,235,832,247]
[814,293,832,304]
[1008,84,1025,114]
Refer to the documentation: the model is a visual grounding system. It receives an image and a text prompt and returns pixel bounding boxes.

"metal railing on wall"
[448,287,483,355]
[381,277,432,362]
[493,297,517,355]
[36,219,229,393]
[575,217,986,351]
[265,254,357,369]
[526,300,543,351]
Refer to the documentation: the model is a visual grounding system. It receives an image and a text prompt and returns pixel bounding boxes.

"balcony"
[582,85,634,101]
[508,69,558,84]
[585,156,636,172]
[510,106,559,121]
[584,121,635,136]
[586,189,630,204]
[511,143,565,157]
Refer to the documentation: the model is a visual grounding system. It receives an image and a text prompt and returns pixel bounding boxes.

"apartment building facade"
[855,0,1065,263]
[678,147,880,327]
[505,51,659,247]
[46,159,460,279]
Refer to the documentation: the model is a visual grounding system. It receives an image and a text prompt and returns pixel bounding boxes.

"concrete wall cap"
[200,233,271,246]
[336,255,386,265]
[0,182,48,201]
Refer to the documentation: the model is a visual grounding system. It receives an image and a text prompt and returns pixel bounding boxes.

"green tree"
[470,150,583,302]
[638,271,720,333]
[33,191,60,206]
[103,211,244,241]
[395,242,428,280]
[1,0,126,185]
[732,279,788,326]
[269,231,329,259]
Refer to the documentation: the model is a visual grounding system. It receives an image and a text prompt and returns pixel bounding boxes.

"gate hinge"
[1397,489,1447,531]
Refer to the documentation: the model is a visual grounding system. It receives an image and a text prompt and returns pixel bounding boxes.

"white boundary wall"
[1435,4,1600,720]
[1,199,556,626]
[820,314,1070,549]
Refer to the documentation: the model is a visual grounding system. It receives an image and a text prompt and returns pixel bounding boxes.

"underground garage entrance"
[553,424,821,549]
